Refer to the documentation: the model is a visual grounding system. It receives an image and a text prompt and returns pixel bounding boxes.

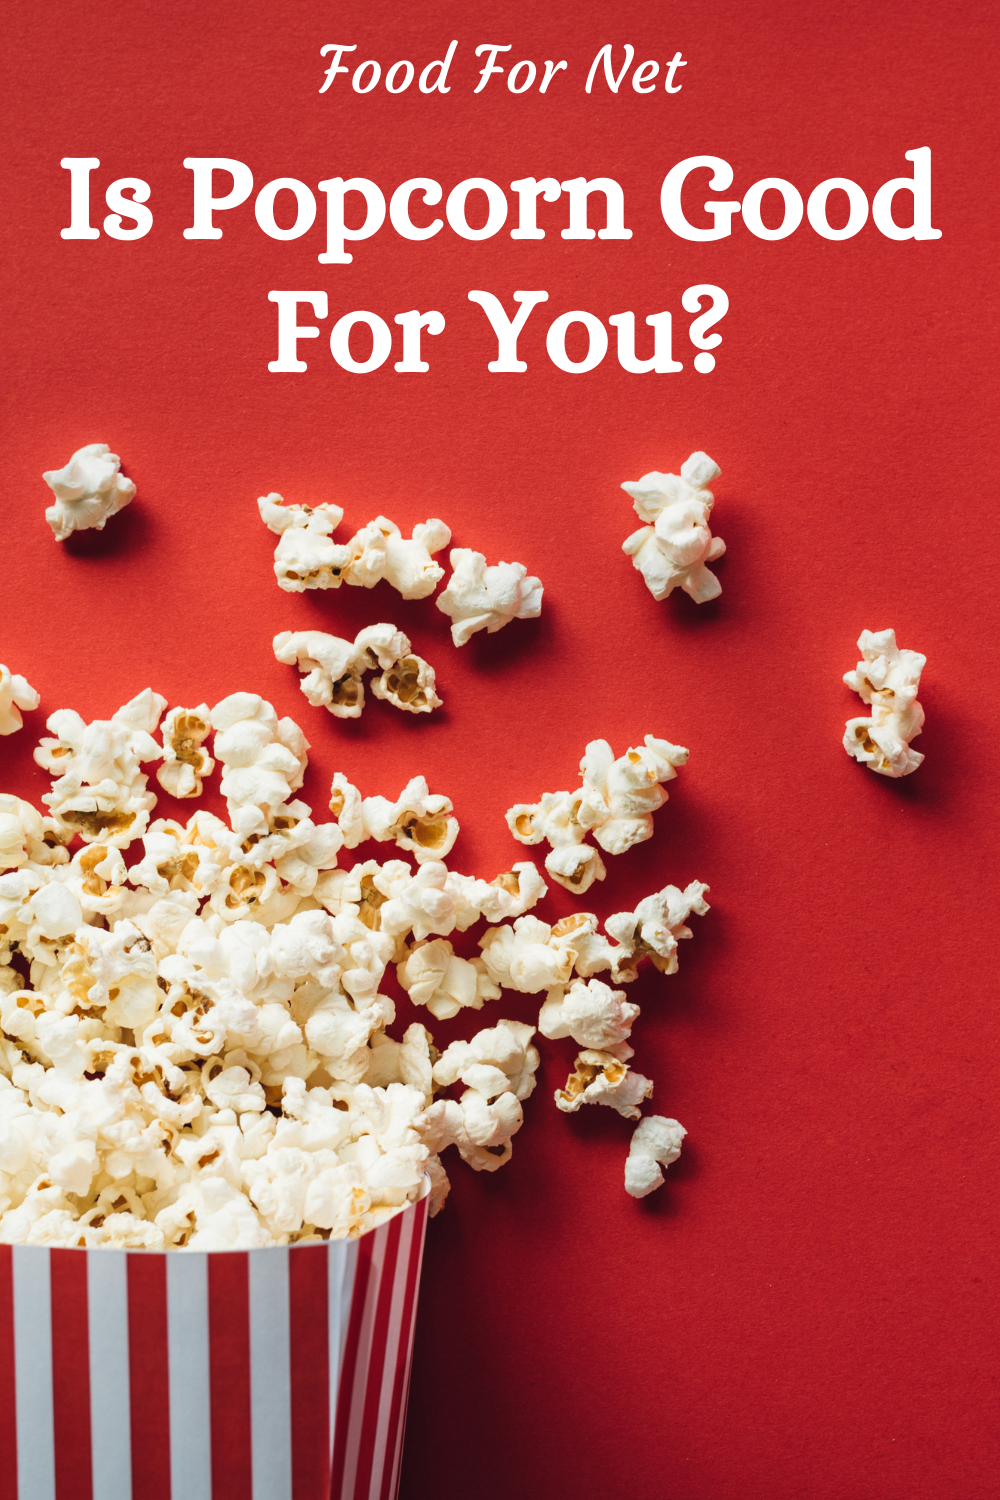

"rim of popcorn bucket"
[0,1179,431,1500]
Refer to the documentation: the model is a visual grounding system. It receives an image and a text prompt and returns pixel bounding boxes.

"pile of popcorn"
[0,684,704,1250]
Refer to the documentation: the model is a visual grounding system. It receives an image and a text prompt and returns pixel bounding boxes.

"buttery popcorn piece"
[554,1049,653,1120]
[257,492,350,592]
[605,880,710,981]
[42,443,136,541]
[436,548,543,647]
[156,705,214,799]
[396,939,500,1021]
[624,1115,686,1198]
[621,450,725,603]
[843,628,926,778]
[0,666,39,736]
[432,1020,539,1102]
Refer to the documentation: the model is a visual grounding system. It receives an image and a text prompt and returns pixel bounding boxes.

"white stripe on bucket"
[166,1251,212,1500]
[338,1229,389,1500]
[369,1208,415,1500]
[12,1245,55,1500]
[87,1248,132,1500]
[386,1200,428,1500]
[249,1246,292,1500]
[328,1236,358,1448]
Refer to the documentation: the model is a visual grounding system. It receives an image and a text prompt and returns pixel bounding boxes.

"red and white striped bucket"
[0,1190,429,1500]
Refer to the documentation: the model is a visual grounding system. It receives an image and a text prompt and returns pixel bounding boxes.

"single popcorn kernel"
[843,628,926,778]
[42,443,136,540]
[621,450,725,604]
[0,665,40,736]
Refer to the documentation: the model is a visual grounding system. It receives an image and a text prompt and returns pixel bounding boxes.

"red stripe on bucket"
[128,1254,171,1500]
[209,1252,252,1500]
[354,1213,403,1500]
[381,1197,427,1500]
[0,1245,17,1500]
[289,1243,329,1500]
[50,1249,92,1500]
[330,1230,375,1500]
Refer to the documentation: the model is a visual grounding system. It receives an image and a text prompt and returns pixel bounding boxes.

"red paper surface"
[1,2,996,1496]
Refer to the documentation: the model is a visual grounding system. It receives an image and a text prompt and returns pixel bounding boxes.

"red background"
[2,1,997,1496]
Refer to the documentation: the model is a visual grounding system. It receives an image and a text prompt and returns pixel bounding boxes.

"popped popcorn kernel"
[624,1115,686,1198]
[43,444,136,541]
[621,451,725,603]
[274,627,441,718]
[157,705,215,799]
[0,666,40,737]
[554,1049,653,1119]
[843,628,926,778]
[436,548,543,647]
[507,735,687,889]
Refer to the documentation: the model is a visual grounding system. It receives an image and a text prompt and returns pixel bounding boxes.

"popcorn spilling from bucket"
[0,688,702,1248]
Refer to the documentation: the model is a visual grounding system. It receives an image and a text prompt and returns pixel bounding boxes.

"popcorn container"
[0,1190,429,1500]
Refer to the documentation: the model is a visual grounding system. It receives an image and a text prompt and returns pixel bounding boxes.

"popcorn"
[257,494,452,603]
[624,1115,686,1198]
[436,548,543,647]
[342,517,452,599]
[0,666,39,736]
[843,628,926,778]
[257,492,351,592]
[0,628,709,1243]
[604,880,710,981]
[273,627,441,717]
[42,443,136,541]
[418,1088,524,1172]
[34,689,167,845]
[156,705,214,798]
[621,451,725,603]
[554,1050,653,1119]
[508,735,687,889]
[396,940,499,1021]
[478,915,579,993]
[433,1019,539,1102]
[538,978,639,1051]
[0,795,69,872]
[360,778,458,864]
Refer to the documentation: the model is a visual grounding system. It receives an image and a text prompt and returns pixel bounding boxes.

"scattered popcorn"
[624,1115,686,1198]
[621,451,725,603]
[258,494,451,602]
[508,735,687,890]
[42,444,136,541]
[0,666,39,736]
[436,548,543,647]
[554,1049,653,1120]
[273,627,441,717]
[843,629,926,778]
[156,705,214,799]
